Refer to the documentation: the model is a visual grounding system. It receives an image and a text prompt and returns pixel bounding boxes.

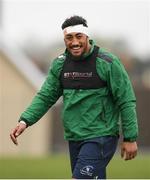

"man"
[10,15,138,179]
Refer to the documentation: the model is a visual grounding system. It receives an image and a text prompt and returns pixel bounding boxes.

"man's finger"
[10,126,19,145]
[129,151,137,160]
[122,151,127,160]
[121,147,125,159]
[10,123,27,146]
[10,133,18,145]
[124,152,137,160]
[15,126,25,137]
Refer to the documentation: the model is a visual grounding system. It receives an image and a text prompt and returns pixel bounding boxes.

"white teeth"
[72,47,80,50]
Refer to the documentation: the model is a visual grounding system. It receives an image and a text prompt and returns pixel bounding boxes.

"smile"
[71,46,81,50]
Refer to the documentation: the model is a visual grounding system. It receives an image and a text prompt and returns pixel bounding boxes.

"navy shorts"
[68,136,118,179]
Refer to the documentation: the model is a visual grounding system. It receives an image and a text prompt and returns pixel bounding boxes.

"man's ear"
[86,36,89,41]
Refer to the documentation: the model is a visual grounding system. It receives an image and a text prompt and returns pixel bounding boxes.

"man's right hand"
[10,122,27,145]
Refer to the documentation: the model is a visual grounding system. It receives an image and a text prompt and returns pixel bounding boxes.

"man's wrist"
[19,121,27,125]
[18,118,30,127]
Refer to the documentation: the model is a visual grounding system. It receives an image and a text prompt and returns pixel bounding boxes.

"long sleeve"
[108,59,138,141]
[19,59,63,126]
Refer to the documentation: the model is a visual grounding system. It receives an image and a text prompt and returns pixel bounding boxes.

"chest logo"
[64,72,93,79]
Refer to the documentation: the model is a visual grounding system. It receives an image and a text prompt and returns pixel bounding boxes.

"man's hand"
[10,122,27,145]
[121,141,138,160]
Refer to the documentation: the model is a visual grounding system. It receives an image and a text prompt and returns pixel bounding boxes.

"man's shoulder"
[48,53,66,74]
[55,54,66,61]
[51,54,66,67]
[97,47,119,63]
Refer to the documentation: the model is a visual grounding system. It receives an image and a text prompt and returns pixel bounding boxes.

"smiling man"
[10,15,138,179]
[63,24,91,58]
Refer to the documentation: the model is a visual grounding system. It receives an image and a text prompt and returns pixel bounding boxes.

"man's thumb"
[15,128,23,137]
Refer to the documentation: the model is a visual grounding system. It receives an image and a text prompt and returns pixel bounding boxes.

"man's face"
[64,32,89,57]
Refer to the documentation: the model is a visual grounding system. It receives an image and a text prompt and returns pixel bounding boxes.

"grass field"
[0,154,150,179]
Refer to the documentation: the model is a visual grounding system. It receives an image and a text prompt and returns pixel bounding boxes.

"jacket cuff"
[18,118,30,127]
[19,121,27,125]
[123,137,137,142]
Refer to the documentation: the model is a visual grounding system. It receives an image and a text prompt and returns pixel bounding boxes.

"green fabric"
[20,40,138,141]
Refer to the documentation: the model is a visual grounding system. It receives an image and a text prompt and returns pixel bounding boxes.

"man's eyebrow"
[65,32,83,37]
[76,33,82,35]
[65,34,73,37]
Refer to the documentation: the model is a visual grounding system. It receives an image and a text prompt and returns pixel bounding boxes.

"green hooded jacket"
[20,40,138,141]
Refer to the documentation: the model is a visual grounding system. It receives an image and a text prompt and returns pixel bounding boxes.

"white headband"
[63,24,89,36]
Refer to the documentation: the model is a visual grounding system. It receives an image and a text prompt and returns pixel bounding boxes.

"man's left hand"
[121,141,138,160]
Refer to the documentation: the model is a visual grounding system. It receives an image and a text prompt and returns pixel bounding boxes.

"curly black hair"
[61,15,88,30]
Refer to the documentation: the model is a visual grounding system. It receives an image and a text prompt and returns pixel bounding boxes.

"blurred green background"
[0,153,150,179]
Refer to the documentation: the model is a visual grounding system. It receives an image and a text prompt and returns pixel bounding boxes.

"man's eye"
[76,35,82,39]
[66,36,72,40]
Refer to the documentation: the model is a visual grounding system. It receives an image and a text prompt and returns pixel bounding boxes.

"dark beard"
[67,51,84,61]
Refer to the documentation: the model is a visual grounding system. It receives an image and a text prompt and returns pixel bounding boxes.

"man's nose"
[72,38,79,46]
